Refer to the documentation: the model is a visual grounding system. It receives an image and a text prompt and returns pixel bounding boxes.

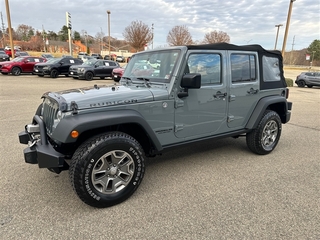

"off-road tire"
[297,80,305,87]
[11,67,21,76]
[246,110,282,155]
[85,72,94,81]
[69,132,145,208]
[50,69,58,78]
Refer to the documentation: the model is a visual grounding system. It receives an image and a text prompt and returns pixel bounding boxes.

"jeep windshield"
[123,49,180,83]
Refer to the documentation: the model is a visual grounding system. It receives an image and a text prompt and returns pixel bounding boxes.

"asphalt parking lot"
[0,72,319,239]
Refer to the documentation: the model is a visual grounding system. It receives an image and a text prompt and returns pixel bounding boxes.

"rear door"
[227,51,260,129]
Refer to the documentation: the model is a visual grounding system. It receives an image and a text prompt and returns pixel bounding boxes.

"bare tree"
[123,20,153,52]
[16,24,34,41]
[167,25,193,46]
[202,30,230,44]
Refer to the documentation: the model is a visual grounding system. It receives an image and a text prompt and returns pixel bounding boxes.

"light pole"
[152,23,154,49]
[311,51,316,68]
[281,0,296,56]
[107,10,111,56]
[274,24,283,50]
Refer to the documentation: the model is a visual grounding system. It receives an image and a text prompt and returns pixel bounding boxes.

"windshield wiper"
[136,77,151,87]
[121,76,132,85]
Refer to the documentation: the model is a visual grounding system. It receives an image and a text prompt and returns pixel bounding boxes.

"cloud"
[1,0,319,50]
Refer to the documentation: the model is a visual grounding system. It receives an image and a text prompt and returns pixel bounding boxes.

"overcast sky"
[1,0,319,51]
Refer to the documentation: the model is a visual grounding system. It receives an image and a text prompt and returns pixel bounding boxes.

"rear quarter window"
[262,56,281,82]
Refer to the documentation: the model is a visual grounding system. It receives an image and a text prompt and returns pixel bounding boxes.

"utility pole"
[1,12,6,47]
[4,0,15,58]
[289,35,295,65]
[281,0,296,56]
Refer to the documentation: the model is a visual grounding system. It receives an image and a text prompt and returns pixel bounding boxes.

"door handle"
[247,88,259,94]
[213,91,227,100]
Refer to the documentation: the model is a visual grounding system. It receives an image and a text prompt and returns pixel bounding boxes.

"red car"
[112,64,126,82]
[0,56,46,76]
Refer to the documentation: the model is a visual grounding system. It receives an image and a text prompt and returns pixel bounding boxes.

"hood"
[44,84,169,111]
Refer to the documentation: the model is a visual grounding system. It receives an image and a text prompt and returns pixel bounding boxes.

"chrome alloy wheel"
[261,120,278,148]
[91,150,135,194]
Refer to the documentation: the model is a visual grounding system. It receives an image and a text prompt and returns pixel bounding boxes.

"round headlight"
[56,110,63,120]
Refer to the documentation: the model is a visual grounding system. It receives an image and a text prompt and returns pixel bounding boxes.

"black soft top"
[187,43,286,89]
[187,42,281,56]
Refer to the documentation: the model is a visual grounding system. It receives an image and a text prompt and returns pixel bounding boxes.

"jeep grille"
[42,98,59,134]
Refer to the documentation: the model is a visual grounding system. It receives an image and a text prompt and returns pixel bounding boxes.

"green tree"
[307,39,320,61]
[73,31,81,41]
[58,25,69,41]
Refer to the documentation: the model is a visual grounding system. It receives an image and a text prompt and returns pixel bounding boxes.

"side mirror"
[178,73,201,98]
[181,73,201,88]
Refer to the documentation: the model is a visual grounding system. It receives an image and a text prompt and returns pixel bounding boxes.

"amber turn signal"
[71,130,79,138]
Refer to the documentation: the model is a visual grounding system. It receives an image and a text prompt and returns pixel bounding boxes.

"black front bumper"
[18,115,65,169]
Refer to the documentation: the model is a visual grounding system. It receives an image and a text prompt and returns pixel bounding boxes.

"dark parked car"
[69,59,120,80]
[33,57,82,78]
[0,56,46,75]
[41,54,54,59]
[295,72,320,88]
[15,51,29,57]
[0,50,10,62]
[103,55,110,60]
[91,53,103,59]
[112,64,126,82]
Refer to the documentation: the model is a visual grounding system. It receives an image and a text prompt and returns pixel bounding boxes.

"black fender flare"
[245,96,290,129]
[51,109,163,151]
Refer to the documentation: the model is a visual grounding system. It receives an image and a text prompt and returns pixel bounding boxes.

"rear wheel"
[11,67,21,76]
[85,72,94,81]
[246,110,281,155]
[50,69,59,78]
[69,132,145,208]
[297,80,305,87]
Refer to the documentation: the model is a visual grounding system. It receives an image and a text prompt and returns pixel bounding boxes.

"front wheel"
[246,110,282,155]
[69,132,145,208]
[50,69,59,78]
[11,67,21,76]
[297,80,305,87]
[85,72,94,81]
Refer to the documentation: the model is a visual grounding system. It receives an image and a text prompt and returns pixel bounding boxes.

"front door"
[174,51,228,139]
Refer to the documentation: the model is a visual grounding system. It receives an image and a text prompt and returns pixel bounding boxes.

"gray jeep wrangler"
[19,43,292,208]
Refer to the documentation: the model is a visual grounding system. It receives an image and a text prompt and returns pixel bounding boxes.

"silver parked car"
[295,72,320,88]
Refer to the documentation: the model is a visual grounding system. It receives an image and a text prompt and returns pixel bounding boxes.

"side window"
[187,53,221,85]
[231,54,256,83]
[262,56,281,82]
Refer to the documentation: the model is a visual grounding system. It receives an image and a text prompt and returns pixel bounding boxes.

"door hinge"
[174,124,184,132]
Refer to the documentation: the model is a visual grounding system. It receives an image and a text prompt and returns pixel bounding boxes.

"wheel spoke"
[262,120,278,146]
[91,150,135,194]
